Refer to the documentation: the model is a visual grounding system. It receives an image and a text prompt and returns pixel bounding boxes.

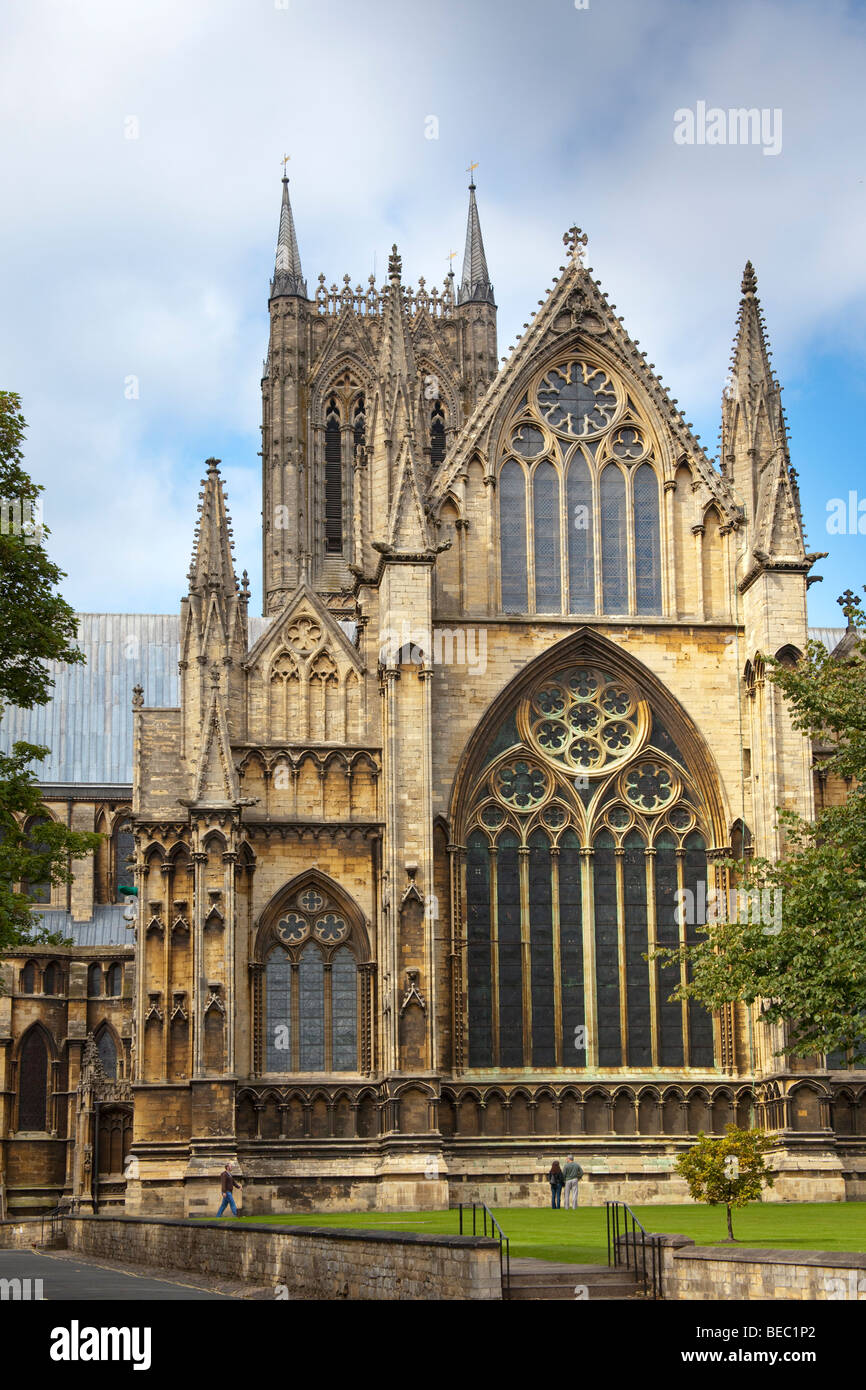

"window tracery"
[498,357,663,616]
[261,883,362,1074]
[462,662,715,1071]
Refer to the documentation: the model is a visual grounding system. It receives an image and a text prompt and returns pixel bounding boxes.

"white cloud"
[1,0,864,617]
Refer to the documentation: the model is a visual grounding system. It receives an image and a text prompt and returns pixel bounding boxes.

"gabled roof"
[430,227,739,524]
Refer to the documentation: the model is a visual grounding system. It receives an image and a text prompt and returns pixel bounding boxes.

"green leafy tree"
[676,1125,775,1241]
[0,392,102,947]
[652,588,866,1064]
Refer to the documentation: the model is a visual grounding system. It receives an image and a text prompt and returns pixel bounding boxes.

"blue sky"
[1,0,864,626]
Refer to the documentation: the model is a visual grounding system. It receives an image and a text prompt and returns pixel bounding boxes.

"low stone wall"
[61,1215,502,1300]
[0,1218,46,1250]
[620,1233,866,1300]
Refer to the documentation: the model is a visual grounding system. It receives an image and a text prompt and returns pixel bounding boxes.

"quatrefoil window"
[298,888,326,913]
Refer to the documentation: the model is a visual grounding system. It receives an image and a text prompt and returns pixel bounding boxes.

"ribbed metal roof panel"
[808,627,847,654]
[0,612,274,786]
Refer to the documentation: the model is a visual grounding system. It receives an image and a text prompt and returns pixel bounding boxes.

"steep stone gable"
[429,230,740,525]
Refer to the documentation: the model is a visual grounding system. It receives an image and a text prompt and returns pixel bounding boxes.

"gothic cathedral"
[3,177,863,1217]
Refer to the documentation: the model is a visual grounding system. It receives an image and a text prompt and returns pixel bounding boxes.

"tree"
[652,588,866,1064]
[676,1125,775,1241]
[0,392,102,947]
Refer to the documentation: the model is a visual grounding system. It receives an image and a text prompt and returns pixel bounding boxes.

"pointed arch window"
[113,819,135,899]
[634,463,662,614]
[324,396,343,554]
[43,961,61,995]
[532,462,561,612]
[107,962,123,997]
[21,961,37,994]
[567,451,594,612]
[96,1026,118,1078]
[22,815,52,904]
[460,661,716,1071]
[260,883,363,1074]
[430,400,446,467]
[496,358,667,618]
[353,394,366,457]
[18,1029,48,1131]
[600,465,628,614]
[499,459,528,613]
[88,963,103,997]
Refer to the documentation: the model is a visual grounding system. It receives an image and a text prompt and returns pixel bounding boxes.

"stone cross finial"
[132,684,144,709]
[388,244,402,281]
[563,226,588,264]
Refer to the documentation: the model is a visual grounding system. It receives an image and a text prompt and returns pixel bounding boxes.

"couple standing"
[548,1155,584,1209]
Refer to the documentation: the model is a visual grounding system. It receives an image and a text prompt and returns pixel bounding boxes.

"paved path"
[0,1249,235,1300]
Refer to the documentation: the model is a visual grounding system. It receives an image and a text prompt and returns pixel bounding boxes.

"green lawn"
[228,1203,866,1265]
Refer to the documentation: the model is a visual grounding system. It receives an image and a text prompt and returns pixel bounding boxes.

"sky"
[1,0,865,627]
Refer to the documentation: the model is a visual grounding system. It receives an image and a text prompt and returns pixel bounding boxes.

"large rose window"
[518,666,649,778]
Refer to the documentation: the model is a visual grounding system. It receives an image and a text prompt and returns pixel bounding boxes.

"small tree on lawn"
[676,1124,775,1241]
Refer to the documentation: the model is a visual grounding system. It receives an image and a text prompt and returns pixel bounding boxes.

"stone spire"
[188,458,238,600]
[377,245,417,385]
[458,178,494,305]
[270,175,307,298]
[722,263,806,563]
[722,261,788,468]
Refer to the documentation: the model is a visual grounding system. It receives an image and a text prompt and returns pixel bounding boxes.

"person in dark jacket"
[547,1160,566,1209]
[216,1162,242,1217]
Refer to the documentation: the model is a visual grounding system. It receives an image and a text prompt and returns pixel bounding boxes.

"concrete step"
[508,1277,640,1301]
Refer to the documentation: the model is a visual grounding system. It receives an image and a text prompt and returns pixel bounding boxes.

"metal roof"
[808,627,847,654]
[28,905,133,947]
[0,613,272,786]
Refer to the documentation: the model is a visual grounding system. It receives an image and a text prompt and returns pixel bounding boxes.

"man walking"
[562,1154,584,1210]
[216,1162,242,1217]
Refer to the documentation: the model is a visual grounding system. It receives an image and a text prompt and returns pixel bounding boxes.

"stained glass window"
[331,948,358,1071]
[496,360,665,618]
[497,831,524,1066]
[299,950,325,1070]
[18,1029,48,1131]
[593,830,621,1065]
[97,1028,118,1078]
[499,459,528,612]
[634,464,662,614]
[463,662,717,1074]
[114,820,135,897]
[324,397,343,554]
[529,829,555,1066]
[683,831,714,1066]
[533,462,561,613]
[567,451,594,612]
[600,465,628,615]
[466,831,493,1067]
[654,831,684,1066]
[623,829,652,1066]
[559,829,585,1063]
[265,950,292,1072]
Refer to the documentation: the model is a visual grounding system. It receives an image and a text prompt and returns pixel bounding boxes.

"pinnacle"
[271,175,307,299]
[741,260,758,295]
[458,180,494,305]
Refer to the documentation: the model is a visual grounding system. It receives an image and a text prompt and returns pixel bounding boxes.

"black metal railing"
[457,1202,511,1299]
[605,1200,663,1300]
[39,1199,67,1249]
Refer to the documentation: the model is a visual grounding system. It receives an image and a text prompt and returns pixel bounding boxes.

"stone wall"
[61,1214,502,1300]
[631,1233,866,1300]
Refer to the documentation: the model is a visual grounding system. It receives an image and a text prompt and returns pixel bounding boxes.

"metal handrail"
[605,1200,662,1300]
[457,1202,511,1299]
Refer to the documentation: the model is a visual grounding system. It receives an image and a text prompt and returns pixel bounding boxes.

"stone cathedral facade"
[2,178,865,1217]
